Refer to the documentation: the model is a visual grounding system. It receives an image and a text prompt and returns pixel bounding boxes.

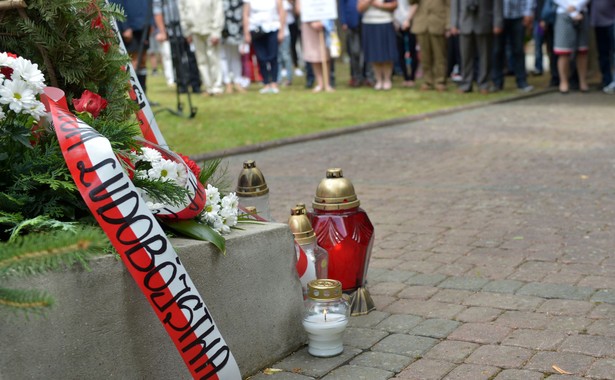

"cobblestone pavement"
[225,91,615,380]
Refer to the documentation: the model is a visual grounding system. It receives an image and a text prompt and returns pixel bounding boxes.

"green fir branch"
[0,227,108,277]
[131,178,191,208]
[0,287,54,316]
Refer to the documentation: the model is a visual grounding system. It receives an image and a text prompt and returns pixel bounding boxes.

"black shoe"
[192,87,202,94]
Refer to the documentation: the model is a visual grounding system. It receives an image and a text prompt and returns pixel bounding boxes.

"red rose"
[1,52,18,79]
[73,90,108,118]
[179,153,202,178]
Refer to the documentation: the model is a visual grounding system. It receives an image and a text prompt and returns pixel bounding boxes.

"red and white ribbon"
[42,87,241,380]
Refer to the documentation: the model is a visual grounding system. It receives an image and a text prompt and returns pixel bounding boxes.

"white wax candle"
[302,312,348,357]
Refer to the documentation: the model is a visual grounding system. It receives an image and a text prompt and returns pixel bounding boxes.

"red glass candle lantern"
[309,168,375,315]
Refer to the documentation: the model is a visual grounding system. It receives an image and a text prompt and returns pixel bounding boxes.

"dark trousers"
[288,21,301,68]
[253,31,279,84]
[533,20,545,72]
[493,17,528,89]
[544,23,559,86]
[447,34,461,76]
[346,26,364,81]
[595,24,614,87]
[396,29,418,81]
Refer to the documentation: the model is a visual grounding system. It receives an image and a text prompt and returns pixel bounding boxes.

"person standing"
[178,0,225,96]
[221,0,247,93]
[532,0,546,76]
[110,0,151,92]
[243,0,286,93]
[590,0,615,93]
[492,0,535,92]
[341,0,367,87]
[153,0,202,93]
[450,0,504,93]
[552,0,590,93]
[394,0,419,88]
[358,0,399,90]
[409,0,450,91]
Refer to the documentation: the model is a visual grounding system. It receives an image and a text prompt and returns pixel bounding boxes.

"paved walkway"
[225,91,615,380]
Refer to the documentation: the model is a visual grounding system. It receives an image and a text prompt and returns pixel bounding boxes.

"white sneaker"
[270,87,279,94]
[294,68,304,77]
[603,82,615,94]
[280,69,288,78]
[518,85,534,93]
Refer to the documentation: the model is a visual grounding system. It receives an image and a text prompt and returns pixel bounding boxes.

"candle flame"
[323,309,327,322]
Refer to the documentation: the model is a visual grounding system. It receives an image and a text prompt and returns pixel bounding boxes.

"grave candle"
[302,279,350,357]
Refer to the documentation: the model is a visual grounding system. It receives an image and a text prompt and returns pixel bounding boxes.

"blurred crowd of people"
[111,0,615,96]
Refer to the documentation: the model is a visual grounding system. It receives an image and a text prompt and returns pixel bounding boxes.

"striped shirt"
[503,0,536,18]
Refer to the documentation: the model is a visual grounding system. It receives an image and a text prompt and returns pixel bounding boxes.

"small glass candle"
[236,160,272,221]
[302,279,350,357]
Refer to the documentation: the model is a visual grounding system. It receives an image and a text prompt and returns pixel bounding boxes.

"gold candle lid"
[307,279,343,300]
[288,206,316,244]
[236,160,269,197]
[312,168,360,210]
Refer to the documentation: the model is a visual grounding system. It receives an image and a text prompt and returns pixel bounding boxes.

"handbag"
[329,30,341,59]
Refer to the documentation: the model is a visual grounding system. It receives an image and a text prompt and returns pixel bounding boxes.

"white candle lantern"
[236,160,272,221]
[302,279,350,357]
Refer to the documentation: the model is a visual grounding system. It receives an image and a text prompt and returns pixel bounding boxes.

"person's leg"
[347,28,362,84]
[408,31,419,81]
[576,51,589,91]
[545,24,559,86]
[492,22,506,90]
[557,53,571,92]
[289,22,300,68]
[533,19,544,74]
[594,25,614,87]
[510,17,529,88]
[252,37,271,88]
[372,62,384,89]
[277,35,292,84]
[206,37,223,94]
[382,61,393,90]
[459,33,475,92]
[266,32,280,91]
[160,40,175,86]
[417,33,433,89]
[193,34,213,93]
[311,62,324,91]
[396,30,411,83]
[477,33,493,92]
[220,43,233,92]
[432,32,447,89]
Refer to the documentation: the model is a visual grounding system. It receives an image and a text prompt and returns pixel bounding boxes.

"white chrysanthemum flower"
[206,184,221,205]
[221,192,239,211]
[201,201,221,224]
[0,107,5,121]
[149,158,180,183]
[222,213,238,229]
[212,217,226,233]
[0,78,37,113]
[175,164,188,187]
[137,147,163,163]
[0,52,15,68]
[12,57,45,92]
[25,100,46,121]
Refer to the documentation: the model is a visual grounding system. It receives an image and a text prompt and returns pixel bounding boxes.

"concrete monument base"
[0,222,305,379]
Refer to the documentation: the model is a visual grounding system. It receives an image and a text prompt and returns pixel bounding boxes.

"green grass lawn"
[146,60,550,156]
